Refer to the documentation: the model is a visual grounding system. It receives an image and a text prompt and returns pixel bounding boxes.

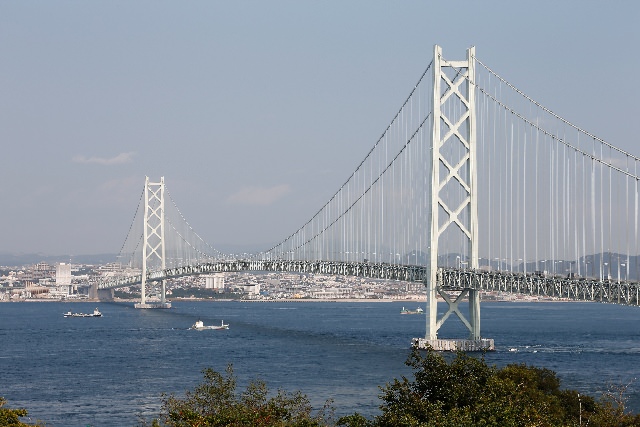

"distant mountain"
[0,252,118,267]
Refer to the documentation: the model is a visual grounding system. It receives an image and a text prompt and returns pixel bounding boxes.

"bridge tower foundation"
[97,288,114,301]
[89,282,114,301]
[134,176,171,309]
[416,45,493,351]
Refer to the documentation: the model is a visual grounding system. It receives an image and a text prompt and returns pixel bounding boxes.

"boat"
[400,306,424,315]
[63,308,102,318]
[190,319,229,330]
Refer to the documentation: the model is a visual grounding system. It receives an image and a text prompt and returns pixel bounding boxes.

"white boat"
[64,308,102,318]
[190,319,229,330]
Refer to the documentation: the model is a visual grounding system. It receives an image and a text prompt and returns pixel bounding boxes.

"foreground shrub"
[338,347,640,427]
[143,365,332,427]
[9,350,638,426]
[0,397,43,427]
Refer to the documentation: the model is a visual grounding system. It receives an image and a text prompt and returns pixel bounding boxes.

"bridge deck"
[95,261,640,306]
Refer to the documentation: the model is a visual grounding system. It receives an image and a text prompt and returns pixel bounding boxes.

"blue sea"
[1,300,639,426]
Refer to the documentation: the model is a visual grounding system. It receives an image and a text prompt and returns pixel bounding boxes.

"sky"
[1,0,639,256]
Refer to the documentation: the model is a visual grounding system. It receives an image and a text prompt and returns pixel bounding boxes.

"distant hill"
[0,252,118,267]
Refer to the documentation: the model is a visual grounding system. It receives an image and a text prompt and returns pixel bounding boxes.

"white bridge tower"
[135,176,172,309]
[418,45,493,351]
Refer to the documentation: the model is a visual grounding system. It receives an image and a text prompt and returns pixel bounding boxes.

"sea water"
[0,300,638,426]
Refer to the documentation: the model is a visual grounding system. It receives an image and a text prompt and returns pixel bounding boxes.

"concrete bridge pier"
[89,283,114,301]
[97,288,114,301]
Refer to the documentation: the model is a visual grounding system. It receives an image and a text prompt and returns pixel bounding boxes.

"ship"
[64,308,102,318]
[400,306,424,315]
[190,319,229,330]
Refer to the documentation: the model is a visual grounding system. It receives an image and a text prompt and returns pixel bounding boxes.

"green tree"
[337,347,639,427]
[586,380,640,427]
[144,365,333,427]
[0,397,43,427]
[5,351,640,427]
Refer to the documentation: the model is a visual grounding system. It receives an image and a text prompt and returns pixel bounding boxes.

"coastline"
[1,296,578,303]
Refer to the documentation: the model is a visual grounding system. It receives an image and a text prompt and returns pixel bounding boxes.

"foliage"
[6,350,640,427]
[337,347,639,427]
[586,380,640,427]
[0,398,42,427]
[143,365,333,427]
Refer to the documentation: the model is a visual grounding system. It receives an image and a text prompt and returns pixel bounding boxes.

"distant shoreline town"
[0,261,569,303]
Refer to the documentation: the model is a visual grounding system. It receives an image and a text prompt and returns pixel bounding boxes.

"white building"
[55,263,73,296]
[204,273,225,290]
[243,283,260,295]
[56,263,72,285]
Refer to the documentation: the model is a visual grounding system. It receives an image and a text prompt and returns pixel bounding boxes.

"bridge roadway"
[96,261,640,306]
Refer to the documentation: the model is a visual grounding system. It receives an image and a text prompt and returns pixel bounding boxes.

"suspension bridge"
[93,45,640,351]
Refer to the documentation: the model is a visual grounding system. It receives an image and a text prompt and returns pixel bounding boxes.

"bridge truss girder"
[98,260,429,289]
[96,262,640,307]
[439,268,640,306]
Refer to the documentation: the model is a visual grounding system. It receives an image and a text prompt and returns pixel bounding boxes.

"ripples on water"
[0,301,638,426]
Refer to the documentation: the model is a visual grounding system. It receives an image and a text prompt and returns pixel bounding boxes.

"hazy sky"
[1,1,638,256]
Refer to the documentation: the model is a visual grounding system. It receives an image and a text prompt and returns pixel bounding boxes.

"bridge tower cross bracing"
[419,45,493,351]
[135,176,171,309]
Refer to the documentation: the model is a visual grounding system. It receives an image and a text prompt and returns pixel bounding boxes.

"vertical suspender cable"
[608,145,612,274]
[510,121,514,270]
[535,113,539,271]
[632,160,638,279]
[550,134,554,273]
[625,156,630,280]
[523,129,527,273]
[581,142,586,277]
[574,148,579,275]
[599,141,604,279]
[591,150,596,278]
